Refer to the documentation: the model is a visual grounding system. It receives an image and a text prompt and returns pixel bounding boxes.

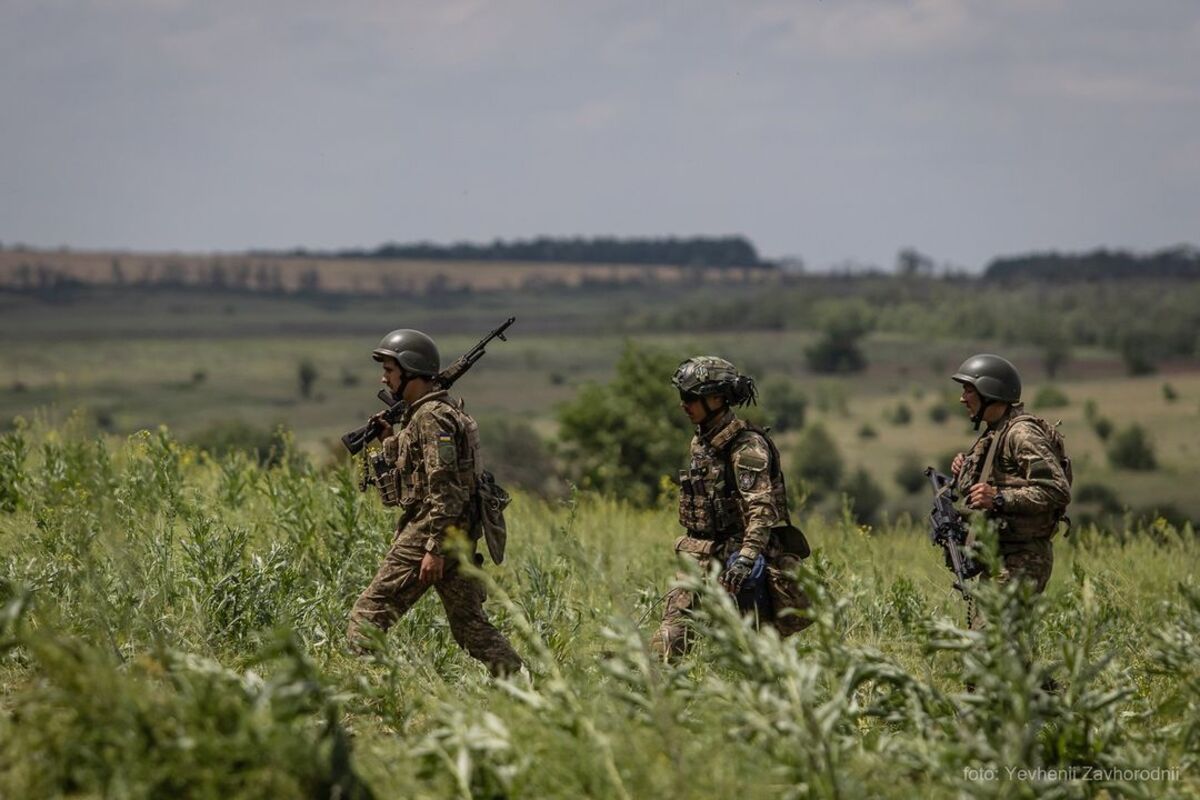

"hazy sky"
[2,0,1197,270]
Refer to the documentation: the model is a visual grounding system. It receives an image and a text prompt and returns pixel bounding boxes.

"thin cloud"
[743,0,975,60]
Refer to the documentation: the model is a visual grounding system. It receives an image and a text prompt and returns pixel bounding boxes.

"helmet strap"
[971,398,994,431]
[395,368,416,402]
[699,395,724,428]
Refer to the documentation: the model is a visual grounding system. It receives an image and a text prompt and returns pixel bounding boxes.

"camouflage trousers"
[650,543,812,660]
[969,539,1054,631]
[348,534,523,676]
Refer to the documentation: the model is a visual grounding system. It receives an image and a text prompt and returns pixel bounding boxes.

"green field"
[2,283,1199,796]
[0,422,1196,798]
[3,286,1198,522]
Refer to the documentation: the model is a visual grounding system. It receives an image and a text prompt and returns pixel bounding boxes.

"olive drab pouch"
[475,470,510,565]
[677,469,712,533]
[775,524,811,559]
[677,468,740,535]
[367,449,402,507]
[376,467,401,507]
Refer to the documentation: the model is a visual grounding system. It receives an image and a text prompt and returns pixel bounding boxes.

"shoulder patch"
[435,431,457,466]
[732,433,770,471]
[736,451,768,471]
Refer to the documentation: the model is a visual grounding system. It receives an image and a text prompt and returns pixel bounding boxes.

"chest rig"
[954,410,1068,542]
[678,418,787,540]
[374,393,481,515]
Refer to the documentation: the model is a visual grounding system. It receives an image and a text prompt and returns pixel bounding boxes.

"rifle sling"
[965,426,1005,551]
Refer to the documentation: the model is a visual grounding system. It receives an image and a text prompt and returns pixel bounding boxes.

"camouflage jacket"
[954,404,1072,542]
[382,390,481,554]
[677,410,790,560]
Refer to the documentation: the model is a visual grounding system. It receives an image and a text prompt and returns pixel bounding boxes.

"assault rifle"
[924,467,983,602]
[341,316,516,456]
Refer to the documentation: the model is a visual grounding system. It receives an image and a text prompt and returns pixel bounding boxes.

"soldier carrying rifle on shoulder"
[345,322,523,677]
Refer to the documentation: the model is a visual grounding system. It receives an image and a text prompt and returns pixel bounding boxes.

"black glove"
[721,554,756,594]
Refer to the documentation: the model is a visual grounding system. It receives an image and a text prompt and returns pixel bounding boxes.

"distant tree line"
[985,246,1200,282]
[652,268,1200,375]
[276,235,768,268]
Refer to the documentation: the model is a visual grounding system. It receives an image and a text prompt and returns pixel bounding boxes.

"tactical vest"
[958,410,1071,542]
[379,393,481,516]
[677,418,789,540]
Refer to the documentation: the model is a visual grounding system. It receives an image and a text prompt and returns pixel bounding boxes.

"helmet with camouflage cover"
[951,353,1021,403]
[672,356,758,407]
[372,329,441,376]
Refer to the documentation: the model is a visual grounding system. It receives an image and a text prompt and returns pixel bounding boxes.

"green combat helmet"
[373,329,441,376]
[951,353,1021,403]
[672,356,758,407]
[952,353,1021,428]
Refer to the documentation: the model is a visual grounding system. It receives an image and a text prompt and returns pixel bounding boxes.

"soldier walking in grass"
[347,329,522,676]
[949,354,1072,619]
[651,357,813,660]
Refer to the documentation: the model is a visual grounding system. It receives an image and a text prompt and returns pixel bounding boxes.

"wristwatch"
[424,538,443,555]
[992,491,1008,513]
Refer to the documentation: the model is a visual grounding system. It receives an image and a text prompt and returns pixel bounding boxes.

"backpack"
[1002,414,1074,489]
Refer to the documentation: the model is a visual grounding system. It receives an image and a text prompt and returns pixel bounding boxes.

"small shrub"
[857,424,877,439]
[93,408,116,433]
[191,369,208,386]
[1107,424,1157,471]
[298,360,319,399]
[928,403,950,425]
[479,416,560,496]
[793,423,843,498]
[1163,383,1178,403]
[339,368,360,387]
[763,379,807,433]
[1032,385,1069,409]
[1119,332,1156,375]
[842,468,885,525]
[889,403,912,425]
[893,452,926,495]
[1091,416,1114,441]
[1074,482,1122,514]
[188,420,290,467]
[804,301,873,374]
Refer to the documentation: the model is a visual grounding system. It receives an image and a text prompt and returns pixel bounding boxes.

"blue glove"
[721,554,757,594]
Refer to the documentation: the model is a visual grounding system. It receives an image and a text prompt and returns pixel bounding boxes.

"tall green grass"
[1,418,1196,798]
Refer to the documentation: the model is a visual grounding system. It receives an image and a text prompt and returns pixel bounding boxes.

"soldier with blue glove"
[651,357,813,660]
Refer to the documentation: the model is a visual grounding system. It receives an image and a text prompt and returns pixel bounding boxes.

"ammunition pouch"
[376,468,401,507]
[678,469,740,536]
[998,511,1061,542]
[473,470,510,565]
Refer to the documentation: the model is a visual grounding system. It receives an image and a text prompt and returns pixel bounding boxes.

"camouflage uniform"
[954,404,1071,624]
[348,390,522,676]
[651,409,812,659]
